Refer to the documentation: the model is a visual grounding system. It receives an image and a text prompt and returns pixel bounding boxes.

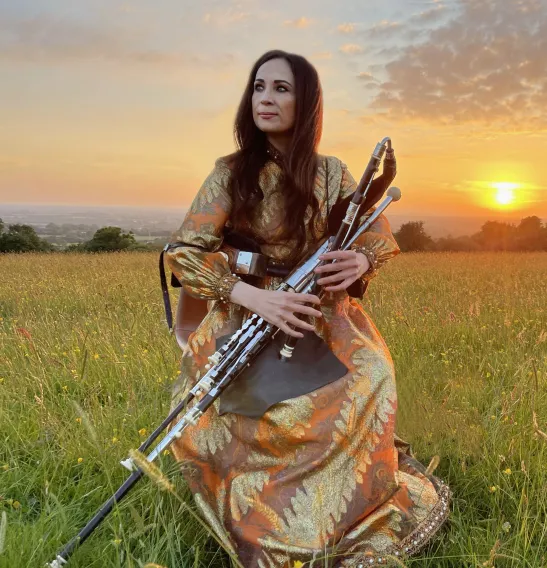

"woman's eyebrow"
[254,78,293,87]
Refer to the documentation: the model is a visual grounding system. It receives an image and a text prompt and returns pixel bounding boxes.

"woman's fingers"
[325,277,355,291]
[291,293,321,304]
[284,313,315,332]
[314,260,354,274]
[317,268,358,286]
[277,320,304,338]
[318,250,355,261]
[291,303,323,318]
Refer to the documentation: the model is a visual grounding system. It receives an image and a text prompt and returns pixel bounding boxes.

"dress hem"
[340,480,452,566]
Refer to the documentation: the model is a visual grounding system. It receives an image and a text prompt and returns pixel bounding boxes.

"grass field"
[1,251,546,567]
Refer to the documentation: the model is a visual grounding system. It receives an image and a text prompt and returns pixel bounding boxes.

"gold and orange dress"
[166,153,451,567]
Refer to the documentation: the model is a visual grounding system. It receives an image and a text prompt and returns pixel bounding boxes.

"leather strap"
[159,246,175,333]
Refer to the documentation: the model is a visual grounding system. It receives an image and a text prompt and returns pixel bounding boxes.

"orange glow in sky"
[0,0,545,219]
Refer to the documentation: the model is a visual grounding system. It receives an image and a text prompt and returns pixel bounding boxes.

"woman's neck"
[266,134,291,155]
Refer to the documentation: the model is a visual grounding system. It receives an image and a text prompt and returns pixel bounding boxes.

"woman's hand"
[314,250,370,292]
[230,281,322,338]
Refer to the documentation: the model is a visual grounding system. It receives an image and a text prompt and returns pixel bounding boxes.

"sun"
[492,182,519,207]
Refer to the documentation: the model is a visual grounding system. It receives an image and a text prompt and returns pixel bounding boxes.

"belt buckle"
[235,251,269,277]
[235,251,254,275]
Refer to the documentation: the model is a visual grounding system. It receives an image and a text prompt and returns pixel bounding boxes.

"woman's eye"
[254,84,263,91]
[277,86,287,92]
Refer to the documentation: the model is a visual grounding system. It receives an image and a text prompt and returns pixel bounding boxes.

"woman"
[166,50,451,567]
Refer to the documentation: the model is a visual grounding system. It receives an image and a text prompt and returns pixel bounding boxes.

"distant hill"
[0,204,188,235]
[1,203,544,240]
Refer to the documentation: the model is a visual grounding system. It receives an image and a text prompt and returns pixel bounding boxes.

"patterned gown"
[165,152,451,567]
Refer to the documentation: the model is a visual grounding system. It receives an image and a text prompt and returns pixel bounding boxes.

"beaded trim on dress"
[340,481,452,567]
[266,142,284,164]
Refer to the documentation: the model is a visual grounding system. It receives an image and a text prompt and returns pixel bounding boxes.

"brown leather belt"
[232,249,293,278]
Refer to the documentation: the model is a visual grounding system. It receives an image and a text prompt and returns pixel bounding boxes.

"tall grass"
[0,252,545,567]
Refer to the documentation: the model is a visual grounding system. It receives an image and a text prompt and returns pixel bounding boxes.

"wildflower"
[112,538,122,545]
[502,521,511,533]
[77,457,83,464]
[293,562,304,568]
[1,464,9,471]
[12,501,21,510]
[93,353,99,360]
[75,417,82,424]
[138,428,147,437]
[489,486,497,493]
[112,437,119,444]
[163,450,170,456]
[62,385,68,392]
[503,468,511,475]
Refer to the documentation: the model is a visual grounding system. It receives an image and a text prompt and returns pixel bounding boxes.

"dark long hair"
[227,50,323,261]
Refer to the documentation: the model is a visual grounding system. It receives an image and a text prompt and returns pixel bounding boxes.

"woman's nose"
[260,91,274,105]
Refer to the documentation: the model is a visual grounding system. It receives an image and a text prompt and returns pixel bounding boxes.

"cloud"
[0,14,234,70]
[313,51,333,60]
[357,72,379,89]
[368,0,547,130]
[336,19,403,40]
[410,3,448,23]
[283,17,313,29]
[203,8,251,27]
[337,23,355,34]
[367,19,403,37]
[339,44,365,55]
[337,5,453,48]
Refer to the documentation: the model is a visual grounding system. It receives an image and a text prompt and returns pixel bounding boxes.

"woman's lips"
[259,113,277,120]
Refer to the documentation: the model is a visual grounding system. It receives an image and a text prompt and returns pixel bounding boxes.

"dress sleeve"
[338,160,401,282]
[165,158,241,301]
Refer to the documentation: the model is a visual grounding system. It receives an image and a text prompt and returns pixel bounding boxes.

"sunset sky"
[1,0,546,218]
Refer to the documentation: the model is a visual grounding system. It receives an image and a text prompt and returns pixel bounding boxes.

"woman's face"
[252,58,296,136]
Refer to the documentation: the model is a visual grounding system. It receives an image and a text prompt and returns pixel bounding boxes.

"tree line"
[393,216,547,252]
[1,216,546,254]
[0,220,158,253]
